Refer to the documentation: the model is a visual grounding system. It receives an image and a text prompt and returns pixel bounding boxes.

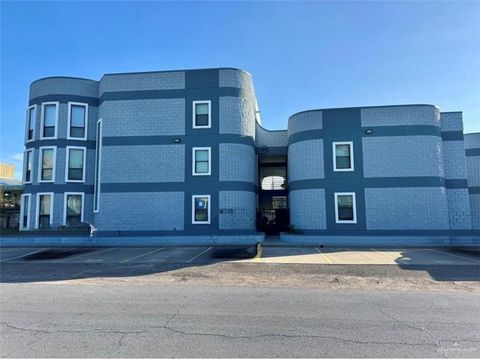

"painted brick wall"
[219,143,256,183]
[446,189,472,229]
[288,111,323,136]
[288,139,324,182]
[99,71,185,95]
[95,192,184,231]
[442,141,469,179]
[100,98,185,136]
[465,133,480,149]
[470,194,480,229]
[30,78,98,98]
[362,136,444,178]
[219,191,256,229]
[361,105,440,127]
[466,156,480,187]
[289,189,327,230]
[219,69,254,95]
[255,123,288,148]
[219,96,256,137]
[365,187,449,230]
[101,145,185,183]
[440,112,463,131]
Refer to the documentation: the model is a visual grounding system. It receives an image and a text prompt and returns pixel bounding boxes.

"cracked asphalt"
[1,247,479,357]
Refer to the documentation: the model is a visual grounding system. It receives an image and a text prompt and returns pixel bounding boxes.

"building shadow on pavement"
[1,245,479,283]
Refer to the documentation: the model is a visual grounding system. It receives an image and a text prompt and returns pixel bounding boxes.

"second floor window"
[333,142,354,171]
[192,147,211,175]
[193,101,211,128]
[39,147,55,182]
[68,103,87,139]
[42,103,58,138]
[66,147,85,182]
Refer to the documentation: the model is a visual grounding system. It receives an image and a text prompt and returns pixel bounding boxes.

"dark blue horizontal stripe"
[99,87,243,103]
[25,139,96,150]
[23,184,94,194]
[94,229,261,237]
[466,148,480,157]
[441,131,464,141]
[256,146,288,156]
[103,134,255,147]
[469,186,480,194]
[294,229,479,236]
[289,125,442,145]
[444,179,469,189]
[289,177,446,191]
[101,181,257,193]
[29,95,98,107]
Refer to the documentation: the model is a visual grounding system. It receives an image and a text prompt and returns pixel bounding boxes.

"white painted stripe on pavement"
[425,248,480,263]
[119,248,165,263]
[186,247,212,263]
[1,248,48,262]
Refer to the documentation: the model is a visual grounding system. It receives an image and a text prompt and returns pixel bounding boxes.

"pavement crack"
[377,308,447,358]
[0,322,143,336]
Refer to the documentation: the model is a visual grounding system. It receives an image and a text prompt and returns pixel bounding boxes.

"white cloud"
[11,153,24,162]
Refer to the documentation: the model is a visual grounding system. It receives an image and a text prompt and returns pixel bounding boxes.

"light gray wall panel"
[288,139,324,182]
[289,189,326,230]
[219,191,256,230]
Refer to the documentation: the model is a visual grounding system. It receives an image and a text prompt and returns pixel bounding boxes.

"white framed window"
[334,192,357,224]
[63,192,84,226]
[23,149,33,184]
[25,105,36,142]
[67,102,88,140]
[333,141,354,172]
[20,194,31,230]
[94,119,102,213]
[192,100,211,129]
[35,192,54,229]
[192,195,211,224]
[38,146,56,183]
[40,102,59,139]
[192,147,211,176]
[65,146,86,183]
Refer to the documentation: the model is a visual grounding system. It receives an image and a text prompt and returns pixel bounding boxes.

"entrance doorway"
[257,155,289,235]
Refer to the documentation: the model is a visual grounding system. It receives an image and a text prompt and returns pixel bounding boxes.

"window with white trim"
[334,192,357,224]
[192,195,210,224]
[20,194,31,230]
[38,147,56,182]
[64,192,84,226]
[24,149,33,183]
[94,119,102,212]
[26,105,36,142]
[36,193,53,228]
[41,102,58,139]
[193,101,211,128]
[192,147,211,175]
[66,146,86,182]
[68,102,88,139]
[333,142,354,171]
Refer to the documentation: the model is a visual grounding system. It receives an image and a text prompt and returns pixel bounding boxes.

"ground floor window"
[64,193,84,226]
[20,194,31,230]
[334,192,357,224]
[192,195,210,224]
[36,193,53,228]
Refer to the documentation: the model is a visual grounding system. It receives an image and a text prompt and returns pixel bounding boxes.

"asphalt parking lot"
[1,245,479,266]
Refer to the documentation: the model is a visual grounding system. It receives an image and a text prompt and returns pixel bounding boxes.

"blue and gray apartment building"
[19,68,480,245]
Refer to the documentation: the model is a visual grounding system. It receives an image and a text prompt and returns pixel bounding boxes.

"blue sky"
[1,1,479,179]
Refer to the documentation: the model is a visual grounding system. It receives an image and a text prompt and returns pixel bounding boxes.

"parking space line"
[186,247,212,263]
[1,248,48,262]
[370,248,407,264]
[315,248,334,264]
[61,248,117,262]
[119,248,165,263]
[425,248,480,263]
